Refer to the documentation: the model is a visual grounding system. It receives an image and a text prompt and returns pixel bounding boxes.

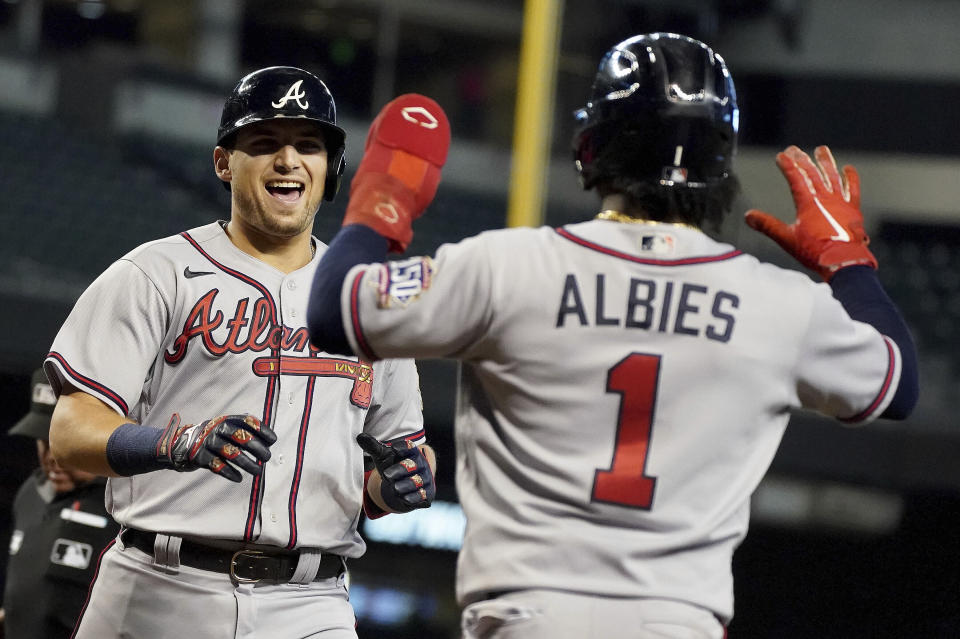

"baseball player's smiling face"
[216,119,329,240]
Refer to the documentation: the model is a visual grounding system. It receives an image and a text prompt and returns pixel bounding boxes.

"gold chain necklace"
[595,210,700,231]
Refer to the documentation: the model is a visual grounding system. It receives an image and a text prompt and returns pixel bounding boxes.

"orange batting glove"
[745,145,878,281]
[342,94,451,253]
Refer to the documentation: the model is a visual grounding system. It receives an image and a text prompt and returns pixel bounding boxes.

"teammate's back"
[308,32,918,639]
[344,215,900,618]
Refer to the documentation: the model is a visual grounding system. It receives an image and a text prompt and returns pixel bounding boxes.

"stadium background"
[0,1,958,636]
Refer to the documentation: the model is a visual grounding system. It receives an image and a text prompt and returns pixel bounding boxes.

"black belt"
[122,528,344,585]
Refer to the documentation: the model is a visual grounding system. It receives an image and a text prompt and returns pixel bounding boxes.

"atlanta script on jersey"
[45,221,425,554]
[335,219,899,621]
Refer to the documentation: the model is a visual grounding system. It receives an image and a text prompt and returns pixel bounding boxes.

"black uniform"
[3,470,118,638]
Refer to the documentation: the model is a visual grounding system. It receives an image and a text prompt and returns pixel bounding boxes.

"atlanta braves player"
[307,34,918,639]
[43,66,435,639]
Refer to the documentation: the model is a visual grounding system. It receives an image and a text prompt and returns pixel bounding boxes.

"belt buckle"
[230,549,265,585]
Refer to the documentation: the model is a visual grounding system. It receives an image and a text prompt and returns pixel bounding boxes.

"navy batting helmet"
[217,66,346,201]
[572,33,738,192]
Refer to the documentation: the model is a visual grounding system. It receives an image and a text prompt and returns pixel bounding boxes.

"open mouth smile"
[265,180,305,203]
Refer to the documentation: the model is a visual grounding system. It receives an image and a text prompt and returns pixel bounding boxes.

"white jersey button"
[289,308,298,318]
[288,392,294,404]
[287,280,297,290]
[277,453,284,464]
[270,513,278,523]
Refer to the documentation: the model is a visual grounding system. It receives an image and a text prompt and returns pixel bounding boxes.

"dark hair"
[590,122,739,231]
[595,175,739,232]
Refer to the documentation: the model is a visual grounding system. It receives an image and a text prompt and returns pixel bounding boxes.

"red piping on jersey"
[349,269,380,361]
[555,227,743,265]
[839,336,898,423]
[286,359,318,549]
[69,538,115,639]
[47,352,130,416]
[398,428,427,445]
[182,231,279,541]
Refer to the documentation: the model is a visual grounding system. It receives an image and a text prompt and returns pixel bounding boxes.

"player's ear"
[213,146,232,185]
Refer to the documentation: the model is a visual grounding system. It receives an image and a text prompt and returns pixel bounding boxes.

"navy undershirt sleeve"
[829,265,919,419]
[308,224,389,355]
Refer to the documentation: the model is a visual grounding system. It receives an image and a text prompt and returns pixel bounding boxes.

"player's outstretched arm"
[829,265,919,419]
[357,433,436,516]
[50,387,277,482]
[746,145,918,419]
[307,94,450,355]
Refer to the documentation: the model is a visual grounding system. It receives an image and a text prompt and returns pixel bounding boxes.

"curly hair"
[584,119,739,232]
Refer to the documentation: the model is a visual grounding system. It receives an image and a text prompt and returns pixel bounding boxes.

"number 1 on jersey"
[593,353,660,509]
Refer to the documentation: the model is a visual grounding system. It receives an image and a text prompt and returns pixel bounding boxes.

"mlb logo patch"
[375,256,435,308]
[661,166,688,184]
[640,233,676,255]
[50,538,93,570]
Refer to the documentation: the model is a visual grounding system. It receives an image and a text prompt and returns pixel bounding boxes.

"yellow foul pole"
[506,0,563,228]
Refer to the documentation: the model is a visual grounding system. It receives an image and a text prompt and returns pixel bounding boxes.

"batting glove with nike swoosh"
[341,94,451,253]
[156,413,277,483]
[745,145,878,281]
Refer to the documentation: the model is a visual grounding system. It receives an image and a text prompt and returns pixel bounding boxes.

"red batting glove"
[744,145,878,281]
[342,94,451,253]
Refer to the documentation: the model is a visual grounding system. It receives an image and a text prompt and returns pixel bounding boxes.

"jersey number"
[592,353,660,509]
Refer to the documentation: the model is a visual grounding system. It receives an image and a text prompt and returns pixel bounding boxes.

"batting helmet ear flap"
[324,146,346,202]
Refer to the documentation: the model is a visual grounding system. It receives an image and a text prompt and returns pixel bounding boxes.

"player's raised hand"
[357,433,435,512]
[156,414,277,483]
[341,94,451,253]
[745,145,878,281]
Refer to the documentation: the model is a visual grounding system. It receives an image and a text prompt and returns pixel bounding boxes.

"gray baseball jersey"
[44,221,424,555]
[336,219,900,622]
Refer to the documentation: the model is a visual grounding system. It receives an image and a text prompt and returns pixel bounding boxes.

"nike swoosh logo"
[184,266,215,279]
[813,198,851,242]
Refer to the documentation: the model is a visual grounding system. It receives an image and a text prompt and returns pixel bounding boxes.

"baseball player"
[43,66,436,639]
[306,34,918,639]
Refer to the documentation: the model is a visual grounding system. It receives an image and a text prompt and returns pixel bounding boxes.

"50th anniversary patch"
[374,256,435,308]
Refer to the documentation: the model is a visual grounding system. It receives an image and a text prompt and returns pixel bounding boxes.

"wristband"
[105,423,165,476]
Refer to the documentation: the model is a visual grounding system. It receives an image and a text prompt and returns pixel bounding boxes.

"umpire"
[1,369,119,638]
